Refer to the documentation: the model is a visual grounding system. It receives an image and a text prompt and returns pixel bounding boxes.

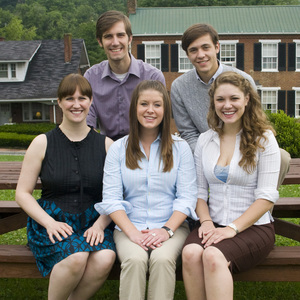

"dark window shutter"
[161,44,169,72]
[137,44,145,61]
[278,43,286,71]
[236,43,244,71]
[288,43,296,71]
[171,44,179,72]
[278,90,286,112]
[217,51,220,60]
[254,43,262,71]
[287,90,296,117]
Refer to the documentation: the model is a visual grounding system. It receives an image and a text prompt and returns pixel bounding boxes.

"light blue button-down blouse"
[95,135,198,231]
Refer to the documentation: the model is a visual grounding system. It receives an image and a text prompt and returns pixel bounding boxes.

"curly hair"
[126,80,173,172]
[207,72,275,174]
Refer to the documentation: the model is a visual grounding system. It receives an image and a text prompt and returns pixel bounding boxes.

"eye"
[154,103,162,107]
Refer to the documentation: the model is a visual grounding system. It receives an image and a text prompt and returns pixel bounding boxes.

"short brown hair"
[126,80,173,172]
[57,73,92,100]
[181,23,219,53]
[96,10,132,43]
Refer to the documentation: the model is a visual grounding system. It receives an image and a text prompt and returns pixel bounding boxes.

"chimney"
[0,37,5,42]
[127,0,137,15]
[64,33,72,63]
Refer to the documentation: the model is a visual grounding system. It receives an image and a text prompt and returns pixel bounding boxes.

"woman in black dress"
[16,74,116,300]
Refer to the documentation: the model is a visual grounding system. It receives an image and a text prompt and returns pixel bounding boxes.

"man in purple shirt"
[84,10,166,141]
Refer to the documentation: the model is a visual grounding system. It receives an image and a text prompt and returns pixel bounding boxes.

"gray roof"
[130,5,300,36]
[0,41,41,61]
[0,39,88,101]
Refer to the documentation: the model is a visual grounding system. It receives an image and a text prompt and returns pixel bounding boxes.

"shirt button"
[75,170,79,174]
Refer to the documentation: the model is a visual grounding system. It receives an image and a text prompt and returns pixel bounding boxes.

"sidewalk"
[0,148,26,155]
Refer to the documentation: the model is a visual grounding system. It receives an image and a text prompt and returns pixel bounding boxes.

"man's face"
[98,21,132,63]
[186,33,220,81]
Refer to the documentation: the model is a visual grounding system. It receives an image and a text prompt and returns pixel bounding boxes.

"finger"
[49,234,56,244]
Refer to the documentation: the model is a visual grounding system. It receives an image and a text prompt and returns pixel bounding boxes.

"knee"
[64,252,89,274]
[92,250,116,271]
[202,247,226,272]
[122,254,148,271]
[182,244,203,266]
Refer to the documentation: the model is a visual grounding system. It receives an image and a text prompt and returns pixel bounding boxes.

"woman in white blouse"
[182,72,281,300]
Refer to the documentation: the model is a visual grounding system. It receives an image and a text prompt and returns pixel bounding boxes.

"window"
[23,103,50,122]
[219,41,238,67]
[296,42,300,71]
[0,63,18,79]
[143,41,163,70]
[260,40,280,71]
[295,90,300,118]
[0,64,8,78]
[260,89,280,113]
[176,42,193,72]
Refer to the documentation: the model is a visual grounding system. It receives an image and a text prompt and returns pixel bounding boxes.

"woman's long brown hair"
[126,80,173,172]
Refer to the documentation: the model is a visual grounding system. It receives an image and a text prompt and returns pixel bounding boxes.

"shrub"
[0,132,36,148]
[267,110,300,158]
[0,123,56,135]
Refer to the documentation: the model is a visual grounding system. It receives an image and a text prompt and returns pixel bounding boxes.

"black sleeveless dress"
[27,127,115,277]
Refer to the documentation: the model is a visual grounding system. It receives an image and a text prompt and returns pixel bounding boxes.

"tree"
[0,16,36,40]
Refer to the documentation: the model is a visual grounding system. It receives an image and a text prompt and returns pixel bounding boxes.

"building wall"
[131,33,300,117]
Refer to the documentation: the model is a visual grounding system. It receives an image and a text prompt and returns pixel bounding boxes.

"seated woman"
[95,80,197,300]
[16,74,116,300]
[182,72,280,300]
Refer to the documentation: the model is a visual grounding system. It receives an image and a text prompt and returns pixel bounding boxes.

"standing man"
[85,10,165,141]
[171,23,290,185]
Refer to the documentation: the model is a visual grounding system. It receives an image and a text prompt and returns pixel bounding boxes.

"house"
[0,35,89,125]
[127,1,300,117]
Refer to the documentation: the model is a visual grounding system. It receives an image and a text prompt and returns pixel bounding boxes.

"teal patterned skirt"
[27,199,115,277]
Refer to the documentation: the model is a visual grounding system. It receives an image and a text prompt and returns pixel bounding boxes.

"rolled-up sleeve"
[94,139,133,215]
[173,140,198,220]
[254,131,280,203]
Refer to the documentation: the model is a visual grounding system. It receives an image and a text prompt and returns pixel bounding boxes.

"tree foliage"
[0,0,298,65]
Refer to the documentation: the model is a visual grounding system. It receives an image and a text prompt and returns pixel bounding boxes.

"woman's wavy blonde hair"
[208,71,275,174]
[126,80,173,172]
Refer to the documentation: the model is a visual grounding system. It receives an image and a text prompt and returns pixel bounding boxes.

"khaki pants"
[278,148,291,188]
[114,222,189,300]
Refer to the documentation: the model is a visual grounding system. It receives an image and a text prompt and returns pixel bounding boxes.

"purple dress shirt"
[84,54,166,140]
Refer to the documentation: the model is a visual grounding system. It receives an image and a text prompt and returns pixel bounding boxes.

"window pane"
[0,64,8,78]
[262,43,278,70]
[11,64,16,78]
[296,91,300,118]
[220,44,236,67]
[261,90,277,113]
[296,44,300,70]
[179,46,193,71]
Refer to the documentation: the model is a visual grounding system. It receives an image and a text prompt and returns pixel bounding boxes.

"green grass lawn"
[0,154,300,299]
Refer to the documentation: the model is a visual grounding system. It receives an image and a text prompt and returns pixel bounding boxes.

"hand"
[198,220,215,239]
[201,226,236,248]
[45,220,73,244]
[83,223,105,246]
[141,228,169,249]
[127,230,151,251]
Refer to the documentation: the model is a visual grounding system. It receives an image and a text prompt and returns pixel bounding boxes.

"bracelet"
[200,219,213,224]
[228,222,239,234]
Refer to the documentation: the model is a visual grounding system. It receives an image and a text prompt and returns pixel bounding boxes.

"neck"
[109,53,131,74]
[139,128,159,145]
[222,122,242,136]
[59,121,90,142]
[197,62,219,84]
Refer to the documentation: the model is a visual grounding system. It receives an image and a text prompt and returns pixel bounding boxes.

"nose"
[112,35,119,45]
[147,104,154,113]
[196,48,205,58]
[73,99,81,107]
[224,100,232,108]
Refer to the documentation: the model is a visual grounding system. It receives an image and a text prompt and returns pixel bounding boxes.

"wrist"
[227,222,239,234]
[200,219,213,225]
[162,226,174,238]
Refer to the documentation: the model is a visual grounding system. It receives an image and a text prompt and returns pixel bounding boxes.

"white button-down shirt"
[194,129,280,226]
[95,135,198,231]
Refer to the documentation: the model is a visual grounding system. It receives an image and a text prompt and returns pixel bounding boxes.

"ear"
[57,98,62,108]
[128,35,133,46]
[215,41,220,54]
[245,93,250,106]
[97,38,103,48]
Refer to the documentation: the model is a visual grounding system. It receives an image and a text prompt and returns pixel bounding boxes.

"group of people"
[16,10,290,300]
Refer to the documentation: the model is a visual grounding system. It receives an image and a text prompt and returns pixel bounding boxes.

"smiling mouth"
[223,112,235,115]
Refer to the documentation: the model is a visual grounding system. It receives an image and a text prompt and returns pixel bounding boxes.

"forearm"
[195,198,211,223]
[109,210,139,238]
[231,199,274,233]
[163,211,188,232]
[93,214,112,230]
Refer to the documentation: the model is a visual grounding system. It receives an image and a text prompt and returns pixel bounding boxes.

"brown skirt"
[183,222,275,274]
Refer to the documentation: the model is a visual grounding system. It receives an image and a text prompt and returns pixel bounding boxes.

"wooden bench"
[1,160,300,282]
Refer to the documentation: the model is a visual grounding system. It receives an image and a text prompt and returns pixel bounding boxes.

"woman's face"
[58,87,92,123]
[213,83,249,129]
[136,89,164,133]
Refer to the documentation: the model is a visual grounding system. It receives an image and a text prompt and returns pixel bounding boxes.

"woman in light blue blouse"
[95,80,197,300]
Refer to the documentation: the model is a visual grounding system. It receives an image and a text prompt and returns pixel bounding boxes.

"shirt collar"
[101,53,140,80]
[195,60,223,85]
